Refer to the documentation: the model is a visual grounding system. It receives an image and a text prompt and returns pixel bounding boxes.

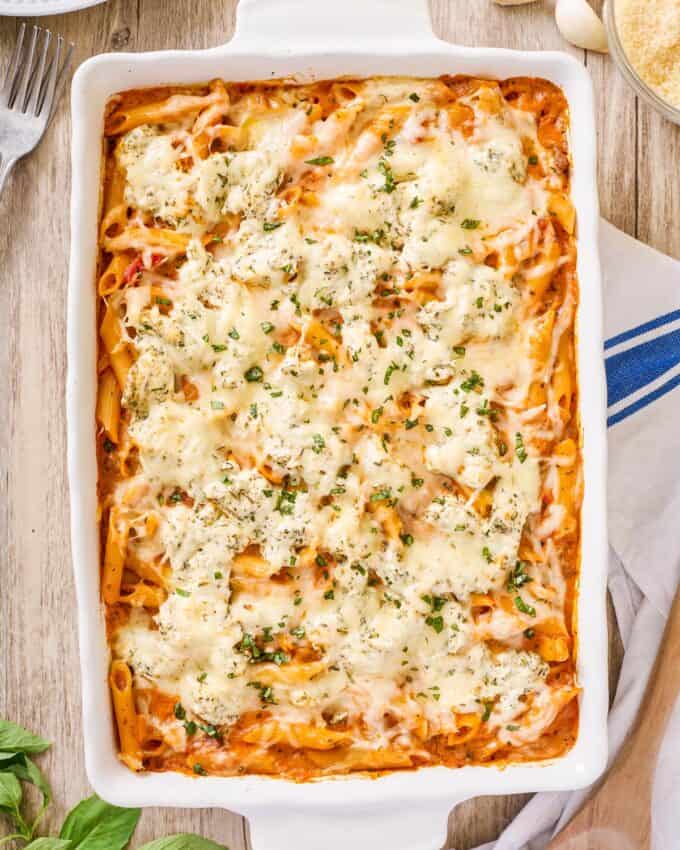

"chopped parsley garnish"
[200,723,221,739]
[425,615,444,633]
[514,596,536,617]
[476,398,497,420]
[482,546,493,563]
[354,227,385,245]
[305,155,334,166]
[371,406,384,424]
[370,488,393,503]
[422,594,447,613]
[175,588,190,598]
[275,489,297,515]
[324,589,335,600]
[377,158,396,193]
[523,628,535,639]
[155,296,171,306]
[210,400,225,410]
[211,343,227,352]
[384,361,399,385]
[458,246,473,256]
[400,533,414,546]
[103,437,115,453]
[315,554,327,567]
[481,701,494,722]
[528,154,539,165]
[453,345,466,357]
[193,764,207,776]
[260,321,275,334]
[409,92,420,102]
[184,720,197,735]
[311,433,325,453]
[247,681,277,705]
[238,632,290,666]
[461,218,480,230]
[460,370,484,392]
[515,431,528,463]
[263,221,283,231]
[228,327,240,340]
[410,196,423,209]
[404,417,419,430]
[174,702,186,720]
[244,365,263,383]
[507,561,532,591]
[272,341,286,354]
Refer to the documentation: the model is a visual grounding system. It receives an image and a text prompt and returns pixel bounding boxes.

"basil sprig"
[0,718,229,849]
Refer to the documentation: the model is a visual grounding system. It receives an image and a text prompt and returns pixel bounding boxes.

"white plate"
[0,0,104,16]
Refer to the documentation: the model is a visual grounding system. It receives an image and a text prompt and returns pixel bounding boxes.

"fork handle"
[0,156,17,198]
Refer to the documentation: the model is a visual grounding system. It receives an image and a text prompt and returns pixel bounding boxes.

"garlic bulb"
[555,0,609,53]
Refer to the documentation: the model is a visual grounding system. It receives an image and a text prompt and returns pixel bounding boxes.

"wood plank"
[637,103,680,260]
[588,0,638,238]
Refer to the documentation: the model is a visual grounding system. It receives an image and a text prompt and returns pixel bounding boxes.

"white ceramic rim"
[67,0,609,842]
[0,0,104,16]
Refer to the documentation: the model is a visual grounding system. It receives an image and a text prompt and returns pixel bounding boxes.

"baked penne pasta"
[97,75,581,779]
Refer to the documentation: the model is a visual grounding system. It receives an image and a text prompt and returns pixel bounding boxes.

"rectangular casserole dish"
[67,2,609,848]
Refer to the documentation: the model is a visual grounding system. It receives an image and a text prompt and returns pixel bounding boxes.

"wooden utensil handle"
[618,583,680,768]
[549,582,680,850]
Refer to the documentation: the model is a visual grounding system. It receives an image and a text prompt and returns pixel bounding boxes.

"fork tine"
[50,40,74,117]
[13,24,39,112]
[37,33,62,120]
[1,22,26,102]
[27,28,51,116]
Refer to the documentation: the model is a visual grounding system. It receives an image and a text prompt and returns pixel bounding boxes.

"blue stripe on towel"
[604,308,680,351]
[607,372,680,427]
[605,327,680,406]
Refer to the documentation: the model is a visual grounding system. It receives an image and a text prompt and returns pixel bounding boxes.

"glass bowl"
[604,0,680,126]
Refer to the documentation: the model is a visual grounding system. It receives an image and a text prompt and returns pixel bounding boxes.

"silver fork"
[0,22,74,197]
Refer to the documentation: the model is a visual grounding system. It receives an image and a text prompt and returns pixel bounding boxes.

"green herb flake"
[514,596,536,617]
[515,432,528,463]
[244,365,264,383]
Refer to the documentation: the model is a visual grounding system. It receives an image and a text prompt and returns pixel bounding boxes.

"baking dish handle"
[244,801,454,850]
[232,0,437,49]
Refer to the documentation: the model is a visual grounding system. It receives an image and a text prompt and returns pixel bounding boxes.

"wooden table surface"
[1,1,678,848]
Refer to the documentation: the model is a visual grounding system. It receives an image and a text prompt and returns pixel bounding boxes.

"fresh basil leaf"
[0,720,50,755]
[0,771,26,834]
[59,795,140,850]
[24,840,73,849]
[0,771,23,811]
[5,753,52,808]
[139,836,230,850]
[0,751,19,764]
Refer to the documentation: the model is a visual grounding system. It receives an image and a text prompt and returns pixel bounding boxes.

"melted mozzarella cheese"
[110,76,574,754]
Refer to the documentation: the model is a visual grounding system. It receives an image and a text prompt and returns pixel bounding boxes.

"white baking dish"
[67,2,609,848]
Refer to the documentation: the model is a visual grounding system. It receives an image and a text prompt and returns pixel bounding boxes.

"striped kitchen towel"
[470,220,680,850]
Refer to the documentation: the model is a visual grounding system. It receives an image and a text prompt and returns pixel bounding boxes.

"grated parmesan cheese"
[616,0,680,107]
